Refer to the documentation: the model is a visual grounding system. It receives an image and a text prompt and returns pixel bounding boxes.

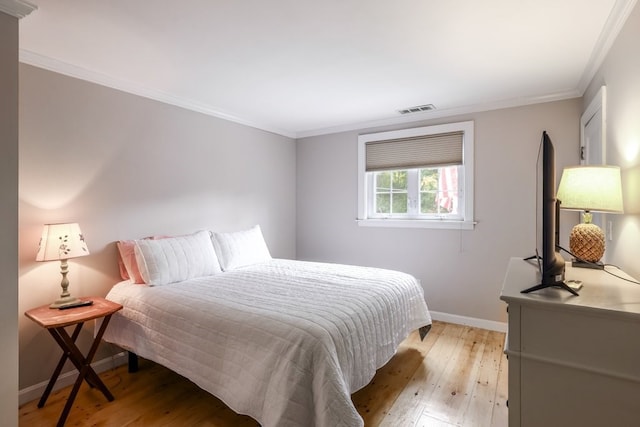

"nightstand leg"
[47,315,116,426]
[54,315,115,400]
[57,367,85,427]
[38,323,84,408]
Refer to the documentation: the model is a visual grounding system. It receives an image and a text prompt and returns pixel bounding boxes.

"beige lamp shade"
[556,166,624,213]
[36,222,90,261]
[556,166,623,264]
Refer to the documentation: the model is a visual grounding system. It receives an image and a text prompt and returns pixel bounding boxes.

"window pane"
[439,191,458,214]
[376,194,390,213]
[437,166,459,214]
[421,192,437,213]
[420,169,438,191]
[376,172,390,191]
[417,166,460,214]
[420,168,438,214]
[392,171,407,190]
[392,193,408,213]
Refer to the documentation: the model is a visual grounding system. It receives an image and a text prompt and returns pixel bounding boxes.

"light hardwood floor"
[19,321,507,426]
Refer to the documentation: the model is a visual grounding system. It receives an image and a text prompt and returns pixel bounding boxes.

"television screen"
[522,131,577,295]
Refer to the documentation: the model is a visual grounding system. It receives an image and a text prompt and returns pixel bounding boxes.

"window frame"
[357,121,475,230]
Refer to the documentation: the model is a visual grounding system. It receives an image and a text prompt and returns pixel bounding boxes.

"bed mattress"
[103,258,431,427]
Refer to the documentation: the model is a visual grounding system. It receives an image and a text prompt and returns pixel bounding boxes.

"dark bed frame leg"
[128,352,139,373]
[419,324,432,341]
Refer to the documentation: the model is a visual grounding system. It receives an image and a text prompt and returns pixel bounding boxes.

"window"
[357,121,474,229]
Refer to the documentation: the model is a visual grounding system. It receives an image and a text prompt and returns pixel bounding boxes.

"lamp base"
[571,259,605,270]
[50,296,83,309]
[570,222,605,263]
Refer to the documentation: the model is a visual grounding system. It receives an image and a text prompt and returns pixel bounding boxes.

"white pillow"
[211,225,272,271]
[134,230,222,285]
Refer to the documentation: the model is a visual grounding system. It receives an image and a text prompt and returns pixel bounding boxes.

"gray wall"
[18,64,296,390]
[0,10,19,427]
[584,1,640,280]
[296,100,581,323]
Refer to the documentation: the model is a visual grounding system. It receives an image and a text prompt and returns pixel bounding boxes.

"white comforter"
[103,259,431,427]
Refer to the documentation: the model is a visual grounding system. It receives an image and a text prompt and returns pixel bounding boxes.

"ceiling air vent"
[397,104,436,115]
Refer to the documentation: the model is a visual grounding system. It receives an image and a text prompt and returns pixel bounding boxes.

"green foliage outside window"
[375,171,408,214]
[420,169,438,213]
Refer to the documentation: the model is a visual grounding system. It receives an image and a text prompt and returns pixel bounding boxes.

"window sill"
[356,218,476,230]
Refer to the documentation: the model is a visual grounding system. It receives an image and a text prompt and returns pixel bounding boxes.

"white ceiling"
[17,0,636,138]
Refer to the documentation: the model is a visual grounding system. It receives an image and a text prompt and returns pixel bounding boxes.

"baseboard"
[430,311,507,333]
[18,351,128,406]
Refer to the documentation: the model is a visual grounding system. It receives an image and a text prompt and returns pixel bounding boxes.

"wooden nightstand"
[25,297,123,427]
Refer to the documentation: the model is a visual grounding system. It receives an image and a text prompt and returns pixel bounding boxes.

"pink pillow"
[117,240,144,283]
[116,248,131,280]
[117,236,168,283]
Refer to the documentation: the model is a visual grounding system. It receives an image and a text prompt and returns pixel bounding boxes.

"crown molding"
[578,0,638,94]
[19,49,297,139]
[0,0,36,19]
[296,90,582,139]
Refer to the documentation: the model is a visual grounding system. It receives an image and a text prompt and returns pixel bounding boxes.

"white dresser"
[500,257,640,427]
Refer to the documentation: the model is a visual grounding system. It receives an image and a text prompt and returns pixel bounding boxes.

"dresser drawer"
[520,304,640,380]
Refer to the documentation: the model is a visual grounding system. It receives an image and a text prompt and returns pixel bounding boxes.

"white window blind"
[365,131,463,172]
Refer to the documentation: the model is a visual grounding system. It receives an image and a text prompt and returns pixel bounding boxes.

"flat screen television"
[522,131,578,295]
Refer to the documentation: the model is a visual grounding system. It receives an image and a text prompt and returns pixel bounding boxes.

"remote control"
[58,300,94,310]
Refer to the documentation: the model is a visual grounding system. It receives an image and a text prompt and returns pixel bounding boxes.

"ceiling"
[17,0,636,138]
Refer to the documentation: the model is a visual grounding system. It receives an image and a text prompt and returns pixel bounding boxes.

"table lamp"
[556,165,623,268]
[36,223,90,308]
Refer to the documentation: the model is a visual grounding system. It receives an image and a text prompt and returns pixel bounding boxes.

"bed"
[103,227,431,427]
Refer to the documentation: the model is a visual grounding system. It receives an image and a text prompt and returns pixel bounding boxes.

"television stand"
[522,255,579,296]
[521,280,579,296]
